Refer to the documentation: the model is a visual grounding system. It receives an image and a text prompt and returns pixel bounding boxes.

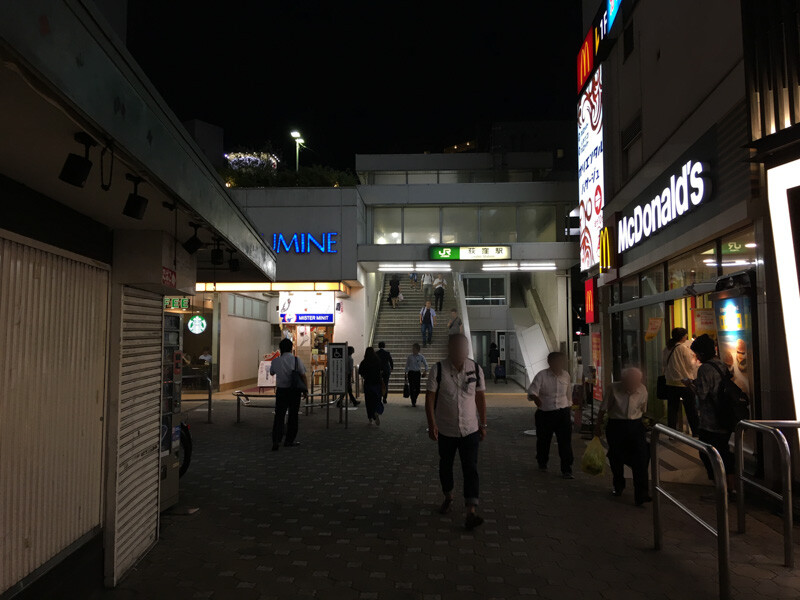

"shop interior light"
[122,174,148,220]
[59,132,97,188]
[182,222,204,255]
[745,243,757,248]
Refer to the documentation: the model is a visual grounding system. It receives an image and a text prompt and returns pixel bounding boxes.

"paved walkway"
[49,394,800,599]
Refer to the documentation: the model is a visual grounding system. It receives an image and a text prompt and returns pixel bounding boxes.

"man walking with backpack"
[269,338,309,451]
[425,334,487,530]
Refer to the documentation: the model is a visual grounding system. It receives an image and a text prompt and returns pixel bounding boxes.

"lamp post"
[290,131,305,172]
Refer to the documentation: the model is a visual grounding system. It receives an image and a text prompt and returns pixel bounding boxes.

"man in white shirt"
[426,334,487,530]
[419,301,436,348]
[269,338,309,451]
[433,274,446,312]
[404,343,428,406]
[527,352,574,478]
[596,368,651,506]
[421,273,434,302]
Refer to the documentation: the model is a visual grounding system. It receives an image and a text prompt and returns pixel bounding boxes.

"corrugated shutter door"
[109,287,163,584]
[0,233,109,595]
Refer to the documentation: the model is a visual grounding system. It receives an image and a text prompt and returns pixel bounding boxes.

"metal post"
[236,393,241,423]
[206,376,213,424]
[712,449,731,600]
[651,426,663,551]
[295,141,299,172]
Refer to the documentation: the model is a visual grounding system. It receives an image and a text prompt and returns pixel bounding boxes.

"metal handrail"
[651,424,730,600]
[735,419,798,568]
[182,373,213,424]
[233,390,333,423]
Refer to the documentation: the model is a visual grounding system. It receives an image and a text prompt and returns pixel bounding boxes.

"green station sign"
[429,245,511,261]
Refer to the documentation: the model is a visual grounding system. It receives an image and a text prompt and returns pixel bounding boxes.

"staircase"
[372,274,452,393]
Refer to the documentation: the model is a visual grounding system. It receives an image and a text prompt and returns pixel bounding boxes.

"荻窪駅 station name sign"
[617,160,711,254]
[429,246,511,261]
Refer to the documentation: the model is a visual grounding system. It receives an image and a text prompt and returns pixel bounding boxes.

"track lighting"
[183,222,204,255]
[59,132,97,187]
[122,174,148,220]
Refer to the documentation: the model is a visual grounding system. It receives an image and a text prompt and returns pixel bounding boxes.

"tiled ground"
[70,395,800,598]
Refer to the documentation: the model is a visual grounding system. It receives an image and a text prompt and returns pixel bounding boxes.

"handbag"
[290,357,308,393]
[403,383,410,398]
[657,347,678,399]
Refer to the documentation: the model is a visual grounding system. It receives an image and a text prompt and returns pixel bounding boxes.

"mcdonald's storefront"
[593,117,772,427]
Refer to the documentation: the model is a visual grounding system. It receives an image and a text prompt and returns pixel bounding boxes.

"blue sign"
[607,0,621,30]
[272,232,338,254]
[280,313,334,324]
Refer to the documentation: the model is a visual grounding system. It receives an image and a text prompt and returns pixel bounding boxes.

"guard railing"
[734,419,799,568]
[651,424,730,600]
[182,373,213,424]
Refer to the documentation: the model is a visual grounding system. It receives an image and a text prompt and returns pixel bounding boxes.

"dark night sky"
[128,2,582,170]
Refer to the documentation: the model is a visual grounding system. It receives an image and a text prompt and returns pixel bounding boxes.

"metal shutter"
[106,287,163,586]
[0,232,109,595]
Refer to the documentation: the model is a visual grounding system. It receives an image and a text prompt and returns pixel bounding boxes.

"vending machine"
[160,313,183,511]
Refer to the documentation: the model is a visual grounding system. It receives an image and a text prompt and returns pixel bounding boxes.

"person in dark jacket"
[488,343,501,383]
[376,341,394,404]
[389,275,401,309]
[359,347,385,425]
[684,334,736,493]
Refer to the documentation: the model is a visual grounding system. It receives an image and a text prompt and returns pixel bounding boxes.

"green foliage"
[220,164,359,188]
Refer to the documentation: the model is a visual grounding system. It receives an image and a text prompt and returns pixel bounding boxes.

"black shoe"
[382,398,388,404]
[439,497,453,515]
[351,400,360,407]
[612,488,623,497]
[465,513,484,530]
[562,472,575,480]
[271,444,280,452]
[336,399,343,408]
[635,496,653,506]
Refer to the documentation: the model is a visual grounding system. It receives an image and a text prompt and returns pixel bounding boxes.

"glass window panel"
[442,207,478,244]
[668,243,717,289]
[373,207,402,245]
[228,294,236,314]
[720,228,757,274]
[480,206,517,243]
[463,277,506,305]
[642,303,666,421]
[621,276,639,302]
[403,207,440,244]
[373,172,406,184]
[490,278,505,298]
[235,295,244,316]
[640,266,665,297]
[407,172,437,184]
[621,308,641,368]
[518,206,556,242]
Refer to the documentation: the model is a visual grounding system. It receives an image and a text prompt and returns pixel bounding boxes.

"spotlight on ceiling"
[182,222,204,255]
[211,239,225,266]
[122,174,148,220]
[228,249,240,272]
[59,132,97,187]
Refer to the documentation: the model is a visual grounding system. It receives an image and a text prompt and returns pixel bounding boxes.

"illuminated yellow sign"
[599,226,615,272]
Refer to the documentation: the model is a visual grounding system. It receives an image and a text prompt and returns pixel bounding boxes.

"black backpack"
[709,362,750,430]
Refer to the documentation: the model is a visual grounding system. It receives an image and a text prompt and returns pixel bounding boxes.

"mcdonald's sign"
[585,278,598,324]
[599,226,615,272]
[577,30,594,93]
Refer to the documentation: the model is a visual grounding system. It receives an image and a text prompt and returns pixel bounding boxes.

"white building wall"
[218,292,275,390]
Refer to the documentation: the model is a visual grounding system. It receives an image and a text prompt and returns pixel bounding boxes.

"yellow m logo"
[599,227,614,272]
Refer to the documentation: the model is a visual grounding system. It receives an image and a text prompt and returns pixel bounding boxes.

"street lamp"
[290,131,304,171]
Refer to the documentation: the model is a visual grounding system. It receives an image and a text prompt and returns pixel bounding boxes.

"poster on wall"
[279,291,335,324]
[591,332,603,403]
[693,308,717,339]
[715,297,754,400]
[644,318,663,342]
[578,67,605,271]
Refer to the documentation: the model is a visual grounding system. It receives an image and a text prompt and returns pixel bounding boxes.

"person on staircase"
[377,341,394,404]
[447,309,463,336]
[389,275,401,309]
[433,273,447,312]
[421,273,434,302]
[404,342,429,407]
[420,300,436,348]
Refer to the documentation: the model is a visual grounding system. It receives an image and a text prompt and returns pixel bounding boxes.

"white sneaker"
[374,415,381,426]
[368,419,374,426]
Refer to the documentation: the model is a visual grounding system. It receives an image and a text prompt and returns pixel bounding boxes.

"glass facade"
[463,276,506,305]
[403,207,440,244]
[720,228,758,274]
[373,207,402,245]
[480,207,517,243]
[442,207,479,244]
[518,206,557,242]
[668,243,717,289]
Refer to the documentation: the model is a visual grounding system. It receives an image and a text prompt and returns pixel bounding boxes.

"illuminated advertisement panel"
[279,291,335,324]
[578,66,604,271]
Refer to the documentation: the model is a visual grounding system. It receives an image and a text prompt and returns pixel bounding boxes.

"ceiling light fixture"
[122,174,148,220]
[59,132,97,187]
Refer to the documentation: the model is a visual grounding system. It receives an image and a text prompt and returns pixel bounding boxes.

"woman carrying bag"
[659,327,700,435]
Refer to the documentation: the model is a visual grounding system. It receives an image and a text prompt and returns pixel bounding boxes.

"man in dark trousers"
[268,338,309,451]
[426,334,487,530]
[376,341,394,404]
[404,343,428,407]
[419,301,436,348]
[337,346,360,407]
[527,352,575,478]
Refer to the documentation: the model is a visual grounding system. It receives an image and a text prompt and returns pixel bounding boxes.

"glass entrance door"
[471,331,492,372]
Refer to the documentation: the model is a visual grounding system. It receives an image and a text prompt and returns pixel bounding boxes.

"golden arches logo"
[599,227,614,272]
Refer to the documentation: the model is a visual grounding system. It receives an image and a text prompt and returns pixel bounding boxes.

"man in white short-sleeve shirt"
[527,352,574,478]
[426,334,487,530]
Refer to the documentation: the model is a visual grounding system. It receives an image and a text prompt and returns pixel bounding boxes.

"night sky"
[128,1,582,170]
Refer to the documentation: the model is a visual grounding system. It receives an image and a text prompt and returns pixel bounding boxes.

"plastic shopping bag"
[581,436,606,476]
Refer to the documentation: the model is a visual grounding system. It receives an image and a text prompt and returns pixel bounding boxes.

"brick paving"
[90,395,800,599]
